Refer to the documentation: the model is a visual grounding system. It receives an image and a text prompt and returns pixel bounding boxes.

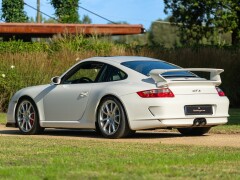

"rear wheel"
[15,98,44,135]
[177,127,211,136]
[97,97,132,138]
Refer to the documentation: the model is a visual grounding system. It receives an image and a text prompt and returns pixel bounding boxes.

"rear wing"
[149,68,224,87]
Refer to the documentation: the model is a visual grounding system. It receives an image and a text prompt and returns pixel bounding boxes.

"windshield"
[121,60,197,77]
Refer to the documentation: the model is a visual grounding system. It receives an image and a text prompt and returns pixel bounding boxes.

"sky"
[0,0,168,30]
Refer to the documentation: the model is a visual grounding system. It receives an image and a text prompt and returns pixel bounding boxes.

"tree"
[28,15,57,24]
[50,0,80,23]
[82,15,92,24]
[1,0,28,22]
[148,18,182,48]
[164,0,240,45]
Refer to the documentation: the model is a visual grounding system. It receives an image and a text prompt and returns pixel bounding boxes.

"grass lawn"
[0,136,239,179]
[0,113,6,125]
[0,110,239,179]
[211,108,240,134]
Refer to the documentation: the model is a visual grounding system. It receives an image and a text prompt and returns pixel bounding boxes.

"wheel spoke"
[23,118,26,124]
[29,113,35,120]
[100,118,109,122]
[28,121,32,129]
[112,105,118,114]
[114,119,120,125]
[27,104,32,112]
[110,102,114,112]
[26,103,28,111]
[108,124,112,134]
[105,104,110,114]
[18,116,23,122]
[111,124,116,132]
[25,121,28,131]
[102,110,108,116]
[114,114,120,119]
[19,107,24,114]
[20,104,25,112]
[103,120,110,131]
[21,121,25,129]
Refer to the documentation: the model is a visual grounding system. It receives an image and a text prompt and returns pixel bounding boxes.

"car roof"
[85,56,161,64]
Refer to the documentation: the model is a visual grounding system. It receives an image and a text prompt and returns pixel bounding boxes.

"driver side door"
[43,61,105,122]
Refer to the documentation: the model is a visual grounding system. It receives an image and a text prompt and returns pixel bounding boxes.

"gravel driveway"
[1,125,239,148]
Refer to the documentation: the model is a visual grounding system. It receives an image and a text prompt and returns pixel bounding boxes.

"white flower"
[11,65,15,69]
[2,74,6,78]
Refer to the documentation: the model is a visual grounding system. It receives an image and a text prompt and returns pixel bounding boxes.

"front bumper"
[6,122,17,127]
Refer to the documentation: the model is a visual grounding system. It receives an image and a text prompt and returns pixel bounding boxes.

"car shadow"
[0,127,188,139]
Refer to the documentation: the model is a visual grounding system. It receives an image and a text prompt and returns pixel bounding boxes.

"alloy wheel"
[17,100,36,133]
[99,100,121,135]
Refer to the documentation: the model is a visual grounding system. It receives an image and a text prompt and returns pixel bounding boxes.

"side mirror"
[51,76,61,85]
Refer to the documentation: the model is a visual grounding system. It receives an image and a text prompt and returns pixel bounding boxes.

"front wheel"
[177,127,211,136]
[15,98,44,135]
[97,97,131,138]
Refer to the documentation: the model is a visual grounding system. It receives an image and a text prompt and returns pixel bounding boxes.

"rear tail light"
[216,87,225,96]
[137,88,174,98]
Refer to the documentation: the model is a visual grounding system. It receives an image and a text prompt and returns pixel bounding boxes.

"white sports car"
[7,56,229,138]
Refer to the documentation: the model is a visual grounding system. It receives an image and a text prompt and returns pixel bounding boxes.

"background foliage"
[164,0,240,45]
[148,21,232,48]
[50,0,80,23]
[1,0,28,22]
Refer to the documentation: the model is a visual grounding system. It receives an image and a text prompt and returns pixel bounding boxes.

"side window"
[99,65,127,82]
[62,62,104,84]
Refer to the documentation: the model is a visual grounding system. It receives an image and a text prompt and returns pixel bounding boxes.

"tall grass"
[0,36,240,111]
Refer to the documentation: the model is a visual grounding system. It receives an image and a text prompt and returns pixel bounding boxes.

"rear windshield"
[121,61,196,77]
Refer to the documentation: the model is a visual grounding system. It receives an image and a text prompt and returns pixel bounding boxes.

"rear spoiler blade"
[149,68,224,86]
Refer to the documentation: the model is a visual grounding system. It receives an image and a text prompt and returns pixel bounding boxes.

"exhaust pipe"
[193,118,207,126]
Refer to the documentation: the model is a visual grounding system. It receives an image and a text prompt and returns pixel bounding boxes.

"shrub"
[0,41,48,53]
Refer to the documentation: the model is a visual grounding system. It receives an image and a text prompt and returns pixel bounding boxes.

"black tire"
[15,98,44,135]
[125,130,136,137]
[94,121,101,135]
[97,96,132,138]
[177,127,211,136]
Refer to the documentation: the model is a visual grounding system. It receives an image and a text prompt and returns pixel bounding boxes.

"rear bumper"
[130,117,228,130]
[120,93,229,130]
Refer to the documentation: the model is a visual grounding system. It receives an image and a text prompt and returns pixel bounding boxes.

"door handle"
[79,92,88,97]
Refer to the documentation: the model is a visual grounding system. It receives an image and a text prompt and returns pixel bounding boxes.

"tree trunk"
[232,10,240,45]
[232,29,238,45]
